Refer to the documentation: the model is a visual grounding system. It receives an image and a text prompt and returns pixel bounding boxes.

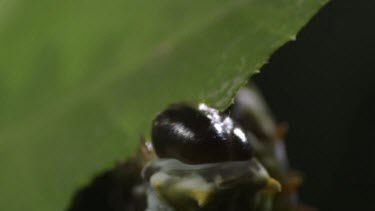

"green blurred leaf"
[0,0,327,210]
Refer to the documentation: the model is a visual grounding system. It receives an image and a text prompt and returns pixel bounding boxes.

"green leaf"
[0,0,327,210]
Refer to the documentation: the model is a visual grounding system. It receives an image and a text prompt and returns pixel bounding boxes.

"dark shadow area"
[253,0,375,210]
[68,159,146,211]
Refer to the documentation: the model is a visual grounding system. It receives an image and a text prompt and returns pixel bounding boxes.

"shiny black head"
[151,103,254,164]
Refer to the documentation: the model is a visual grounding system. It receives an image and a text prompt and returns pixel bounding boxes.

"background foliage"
[0,0,326,210]
[254,1,375,210]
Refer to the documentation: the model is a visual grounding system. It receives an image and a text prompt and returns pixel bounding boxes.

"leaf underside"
[0,0,327,210]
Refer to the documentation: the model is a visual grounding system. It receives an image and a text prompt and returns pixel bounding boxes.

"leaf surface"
[0,0,327,210]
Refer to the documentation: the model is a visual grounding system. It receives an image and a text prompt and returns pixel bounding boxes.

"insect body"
[144,102,281,211]
[151,103,253,164]
[69,85,307,211]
